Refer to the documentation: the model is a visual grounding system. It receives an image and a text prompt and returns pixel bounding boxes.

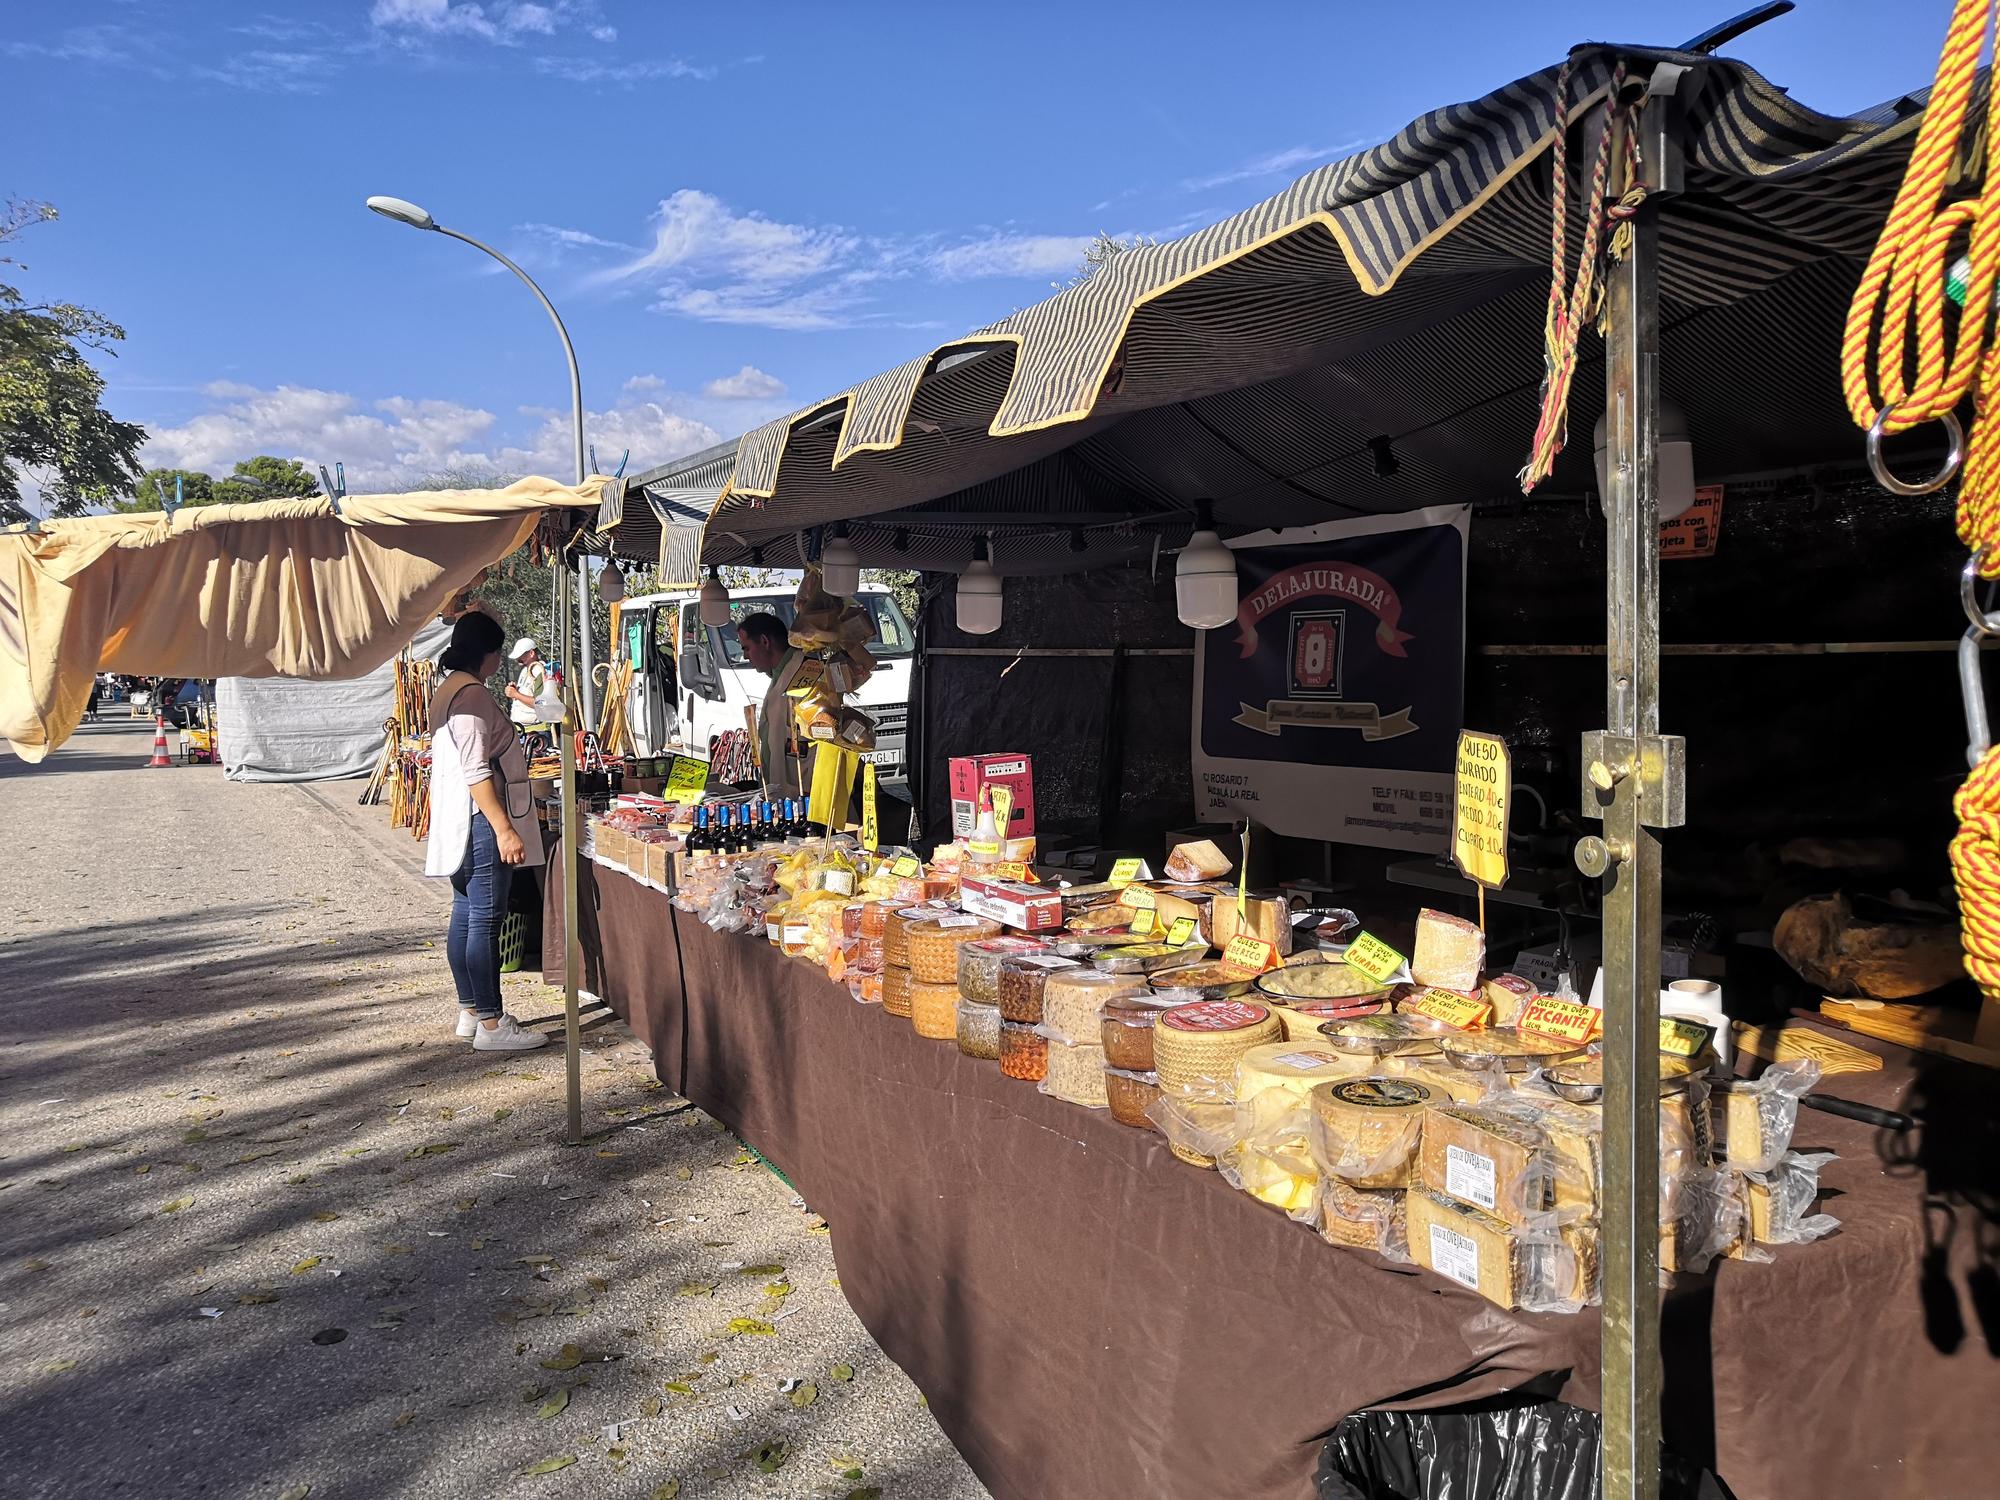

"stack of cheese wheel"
[882,964,916,1018]
[1308,1075,1434,1188]
[906,914,1004,984]
[882,905,943,970]
[1151,1000,1283,1168]
[910,978,961,1040]
[1229,1043,1369,1212]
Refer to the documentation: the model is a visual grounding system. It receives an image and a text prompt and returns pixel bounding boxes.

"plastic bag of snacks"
[859,847,929,902]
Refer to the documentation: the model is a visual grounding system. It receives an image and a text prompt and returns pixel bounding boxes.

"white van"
[616,585,915,781]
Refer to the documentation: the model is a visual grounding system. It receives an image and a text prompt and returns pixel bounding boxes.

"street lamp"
[365,194,598,725]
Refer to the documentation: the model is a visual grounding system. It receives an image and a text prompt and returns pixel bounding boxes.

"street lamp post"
[364,196,598,725]
[367,193,590,1144]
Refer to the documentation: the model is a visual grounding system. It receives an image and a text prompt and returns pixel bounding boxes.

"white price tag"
[1444,1145,1498,1212]
[1429,1224,1482,1291]
[937,914,982,930]
[823,870,855,896]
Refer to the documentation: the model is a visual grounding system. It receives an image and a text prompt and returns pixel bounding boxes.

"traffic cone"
[147,714,171,768]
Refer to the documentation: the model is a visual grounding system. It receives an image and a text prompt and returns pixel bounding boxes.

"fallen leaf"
[44,1359,78,1373]
[752,1441,789,1474]
[493,1108,514,1122]
[404,1143,457,1160]
[540,1344,585,1371]
[696,1350,719,1365]
[392,1411,415,1430]
[238,1292,279,1306]
[276,1486,312,1500]
[517,1455,577,1477]
[727,1318,775,1337]
[133,1164,152,1175]
[663,1381,695,1396]
[161,1195,194,1214]
[790,1382,818,1409]
[535,1389,570,1419]
[455,1198,477,1212]
[831,1363,855,1382]
[586,1276,609,1293]
[23,1257,48,1272]
[639,1396,662,1418]
[675,1282,713,1299]
[181,1129,208,1145]
[310,1211,339,1223]
[649,1483,681,1500]
[674,1166,692,1182]
[290,1257,322,1276]
[844,1490,883,1500]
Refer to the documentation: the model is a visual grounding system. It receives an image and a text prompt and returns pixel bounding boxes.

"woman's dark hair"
[440,610,506,674]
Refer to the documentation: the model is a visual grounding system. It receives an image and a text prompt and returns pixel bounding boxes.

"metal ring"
[1961,552,2000,636]
[1867,404,1965,497]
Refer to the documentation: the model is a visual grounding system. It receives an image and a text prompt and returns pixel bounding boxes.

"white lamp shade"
[698,575,731,627]
[955,559,1003,635]
[597,560,626,603]
[820,538,860,596]
[1175,529,1238,629]
[1593,400,1697,521]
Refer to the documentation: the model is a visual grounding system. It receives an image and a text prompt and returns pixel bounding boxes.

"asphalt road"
[0,718,989,1500]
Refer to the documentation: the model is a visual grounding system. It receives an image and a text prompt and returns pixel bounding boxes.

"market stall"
[531,31,2000,1500]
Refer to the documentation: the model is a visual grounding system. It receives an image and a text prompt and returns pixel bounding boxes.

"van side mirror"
[680,647,722,701]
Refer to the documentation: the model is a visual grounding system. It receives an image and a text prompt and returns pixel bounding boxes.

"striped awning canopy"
[616,44,1935,575]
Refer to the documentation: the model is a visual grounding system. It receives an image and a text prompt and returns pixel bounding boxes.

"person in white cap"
[504,639,545,728]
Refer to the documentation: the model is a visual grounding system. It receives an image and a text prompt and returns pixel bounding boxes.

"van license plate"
[861,750,899,765]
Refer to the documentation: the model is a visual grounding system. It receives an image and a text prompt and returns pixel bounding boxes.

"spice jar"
[1104,1067,1160,1129]
[956,998,1002,1059]
[1101,998,1167,1071]
[996,955,1076,1024]
[999,1021,1049,1081]
[957,936,1051,1004]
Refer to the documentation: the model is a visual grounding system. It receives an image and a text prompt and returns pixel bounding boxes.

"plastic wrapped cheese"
[905,913,1004,983]
[1308,1076,1434,1188]
[1407,1188,1599,1312]
[909,978,960,1040]
[956,998,1002,1059]
[1038,1038,1111,1108]
[1318,1179,1410,1260]
[1041,969,1146,1045]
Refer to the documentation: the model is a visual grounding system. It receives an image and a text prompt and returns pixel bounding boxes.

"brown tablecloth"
[546,856,1999,1500]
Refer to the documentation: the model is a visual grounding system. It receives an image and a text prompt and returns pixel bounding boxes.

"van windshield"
[714,592,914,667]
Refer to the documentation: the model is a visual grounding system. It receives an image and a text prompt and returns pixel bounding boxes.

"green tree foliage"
[115,455,321,513]
[0,200,145,523]
[116,467,215,512]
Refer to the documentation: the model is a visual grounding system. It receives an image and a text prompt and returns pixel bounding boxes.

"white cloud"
[506,3,555,34]
[702,365,787,401]
[623,374,668,395]
[929,233,1095,281]
[533,54,713,84]
[139,381,719,492]
[370,0,498,42]
[590,24,617,42]
[513,221,636,253]
[1180,140,1370,193]
[611,191,858,286]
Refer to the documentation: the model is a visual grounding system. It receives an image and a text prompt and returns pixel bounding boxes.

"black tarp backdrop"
[913,473,1971,934]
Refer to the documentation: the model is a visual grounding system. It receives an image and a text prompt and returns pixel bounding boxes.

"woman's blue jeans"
[447,812,512,1017]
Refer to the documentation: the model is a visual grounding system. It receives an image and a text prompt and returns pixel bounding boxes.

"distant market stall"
[546,32,1997,1500]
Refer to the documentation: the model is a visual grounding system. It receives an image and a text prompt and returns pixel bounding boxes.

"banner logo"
[1235,561,1413,660]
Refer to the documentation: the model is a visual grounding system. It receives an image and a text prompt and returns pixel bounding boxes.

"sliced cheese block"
[1417,1104,1554,1225]
[1203,893,1294,957]
[1407,1189,1599,1311]
[1412,907,1485,991]
[1164,837,1233,883]
[1483,973,1535,1027]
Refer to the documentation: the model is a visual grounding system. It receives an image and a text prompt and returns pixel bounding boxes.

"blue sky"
[3,0,1949,498]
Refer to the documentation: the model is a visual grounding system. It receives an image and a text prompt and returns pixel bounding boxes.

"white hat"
[511,638,537,660]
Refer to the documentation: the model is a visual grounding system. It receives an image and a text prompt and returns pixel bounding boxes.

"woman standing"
[424,611,549,1051]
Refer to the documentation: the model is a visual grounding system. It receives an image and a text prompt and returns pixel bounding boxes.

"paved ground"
[0,717,989,1500]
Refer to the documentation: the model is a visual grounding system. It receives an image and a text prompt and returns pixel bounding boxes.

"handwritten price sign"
[1452,731,1511,890]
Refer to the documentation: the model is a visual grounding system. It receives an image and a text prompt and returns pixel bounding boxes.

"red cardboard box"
[958,873,1064,933]
[949,754,1036,839]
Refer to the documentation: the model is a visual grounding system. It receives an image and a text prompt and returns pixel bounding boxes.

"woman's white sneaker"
[472,1014,549,1051]
[455,1008,480,1038]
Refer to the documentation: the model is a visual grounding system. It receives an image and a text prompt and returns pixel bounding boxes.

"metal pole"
[556,557,584,1146]
[1574,66,1687,1500]
[431,225,597,727]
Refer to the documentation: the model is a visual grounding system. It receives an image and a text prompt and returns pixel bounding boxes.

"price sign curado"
[1452,731,1511,890]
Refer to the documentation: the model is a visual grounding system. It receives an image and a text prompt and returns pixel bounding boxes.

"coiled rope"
[1842,0,2000,995]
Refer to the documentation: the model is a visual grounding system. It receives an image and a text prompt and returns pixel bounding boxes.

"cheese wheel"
[1103,1067,1159,1129]
[1309,1076,1434,1188]
[957,936,1053,1003]
[1152,1001,1283,1168]
[1039,1039,1110,1108]
[1412,907,1484,991]
[1236,1042,1368,1102]
[909,978,960,1040]
[1041,970,1145,1045]
[882,964,914,1018]
[1275,998,1389,1041]
[905,914,1004,983]
[883,905,944,968]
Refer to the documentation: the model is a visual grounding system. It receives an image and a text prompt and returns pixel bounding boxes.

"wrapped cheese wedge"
[1164,838,1233,883]
[1412,907,1485,991]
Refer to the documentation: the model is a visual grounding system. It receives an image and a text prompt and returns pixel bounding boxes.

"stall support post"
[1576,64,1688,1500]
[557,556,584,1147]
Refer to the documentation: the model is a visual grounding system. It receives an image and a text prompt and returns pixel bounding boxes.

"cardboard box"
[958,873,1064,932]
[950,755,1036,839]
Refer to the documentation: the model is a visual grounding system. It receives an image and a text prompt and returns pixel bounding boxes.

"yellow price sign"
[1127,909,1156,938]
[989,783,1014,835]
[991,860,1032,881]
[1660,1015,1716,1058]
[1451,730,1511,890]
[1164,916,1200,948]
[1406,987,1492,1029]
[1517,994,1600,1046]
[662,754,710,806]
[861,763,879,854]
[1119,886,1158,911]
[1221,934,1280,974]
[890,855,924,878]
[1344,931,1405,985]
[1107,857,1147,886]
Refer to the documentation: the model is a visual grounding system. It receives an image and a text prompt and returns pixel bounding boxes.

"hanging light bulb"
[956,536,1003,636]
[820,522,861,596]
[698,565,730,626]
[1593,400,1697,520]
[597,559,626,603]
[1175,502,1237,630]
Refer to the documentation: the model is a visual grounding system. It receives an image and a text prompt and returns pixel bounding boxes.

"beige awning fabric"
[0,475,605,761]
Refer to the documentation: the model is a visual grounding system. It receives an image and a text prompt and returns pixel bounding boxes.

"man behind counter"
[737,613,804,802]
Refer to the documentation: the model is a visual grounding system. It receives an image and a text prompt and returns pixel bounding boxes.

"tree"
[0,200,145,523]
[1056,231,1157,291]
[114,467,215,513]
[217,454,319,502]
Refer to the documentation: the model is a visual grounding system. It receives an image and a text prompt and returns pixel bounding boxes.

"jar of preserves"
[999,1020,1049,1081]
[996,955,1077,1024]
